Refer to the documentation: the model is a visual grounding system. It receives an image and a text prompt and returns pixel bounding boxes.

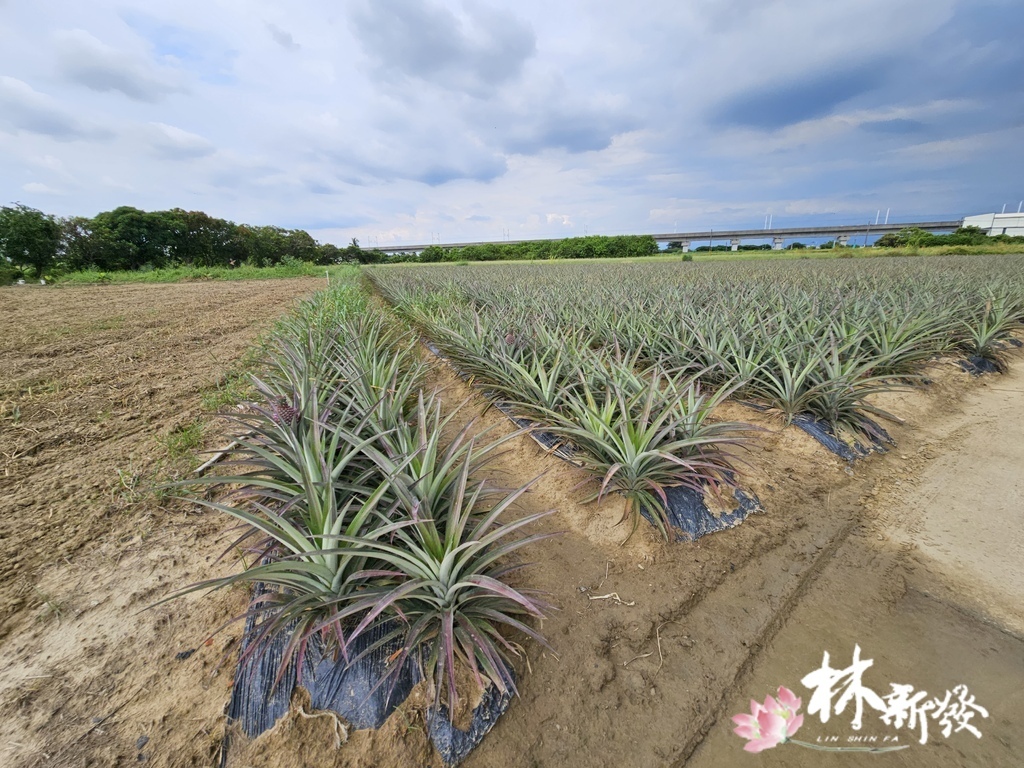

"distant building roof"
[962,212,1024,237]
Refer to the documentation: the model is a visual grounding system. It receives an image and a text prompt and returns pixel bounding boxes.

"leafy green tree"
[88,206,169,270]
[949,226,988,246]
[280,229,319,263]
[164,209,239,266]
[900,228,934,247]
[0,203,61,277]
[235,225,286,266]
[418,245,445,263]
[318,242,344,264]
[60,216,104,271]
[346,238,384,264]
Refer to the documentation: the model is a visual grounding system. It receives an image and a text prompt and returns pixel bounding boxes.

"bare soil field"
[0,279,324,766]
[1,281,1021,767]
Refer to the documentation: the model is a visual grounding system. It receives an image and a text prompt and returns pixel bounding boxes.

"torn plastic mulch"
[640,483,761,542]
[738,401,892,461]
[221,584,511,767]
[791,414,893,462]
[959,356,1003,375]
[958,338,1022,375]
[427,683,514,767]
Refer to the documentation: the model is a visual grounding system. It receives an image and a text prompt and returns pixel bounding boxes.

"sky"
[1,0,1022,247]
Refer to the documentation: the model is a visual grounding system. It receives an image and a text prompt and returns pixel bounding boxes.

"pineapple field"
[1,256,1023,768]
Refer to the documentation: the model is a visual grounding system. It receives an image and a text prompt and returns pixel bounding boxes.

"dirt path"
[886,368,1024,636]
[686,365,1024,766]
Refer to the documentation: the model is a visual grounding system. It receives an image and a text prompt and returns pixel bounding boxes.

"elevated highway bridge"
[379,219,964,254]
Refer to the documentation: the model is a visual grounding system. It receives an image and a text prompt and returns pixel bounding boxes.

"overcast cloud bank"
[1,0,1021,245]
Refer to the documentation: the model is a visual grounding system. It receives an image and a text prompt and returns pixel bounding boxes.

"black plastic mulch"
[790,413,893,461]
[640,483,761,542]
[959,355,1003,375]
[958,338,1021,375]
[492,401,577,461]
[222,587,509,767]
[739,401,893,461]
[428,681,514,766]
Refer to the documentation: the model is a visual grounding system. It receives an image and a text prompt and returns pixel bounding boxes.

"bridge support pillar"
[680,240,690,253]
[837,235,849,247]
[730,238,740,252]
[773,237,785,250]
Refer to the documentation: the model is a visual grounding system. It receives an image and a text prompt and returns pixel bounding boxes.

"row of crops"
[368,255,1024,539]
[171,281,552,736]
[172,254,1023,763]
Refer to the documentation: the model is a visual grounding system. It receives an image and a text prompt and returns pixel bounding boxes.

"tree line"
[875,226,1021,248]
[386,234,659,264]
[1,203,662,282]
[0,203,371,281]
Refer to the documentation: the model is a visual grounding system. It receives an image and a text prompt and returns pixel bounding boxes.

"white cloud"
[144,122,215,160]
[0,75,112,140]
[22,182,64,195]
[55,29,184,102]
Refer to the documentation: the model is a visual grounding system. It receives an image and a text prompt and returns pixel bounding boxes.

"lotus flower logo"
[732,686,908,755]
[732,687,804,753]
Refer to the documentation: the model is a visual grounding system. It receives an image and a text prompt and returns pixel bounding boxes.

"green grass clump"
[160,419,206,459]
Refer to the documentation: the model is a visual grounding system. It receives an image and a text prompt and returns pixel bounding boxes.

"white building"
[961,212,1024,237]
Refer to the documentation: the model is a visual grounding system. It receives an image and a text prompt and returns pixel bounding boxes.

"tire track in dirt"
[669,514,861,766]
[684,355,1024,767]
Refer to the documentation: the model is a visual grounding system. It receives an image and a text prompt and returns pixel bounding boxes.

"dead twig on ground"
[193,430,255,476]
[588,592,635,606]
[596,560,611,591]
[623,652,653,668]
